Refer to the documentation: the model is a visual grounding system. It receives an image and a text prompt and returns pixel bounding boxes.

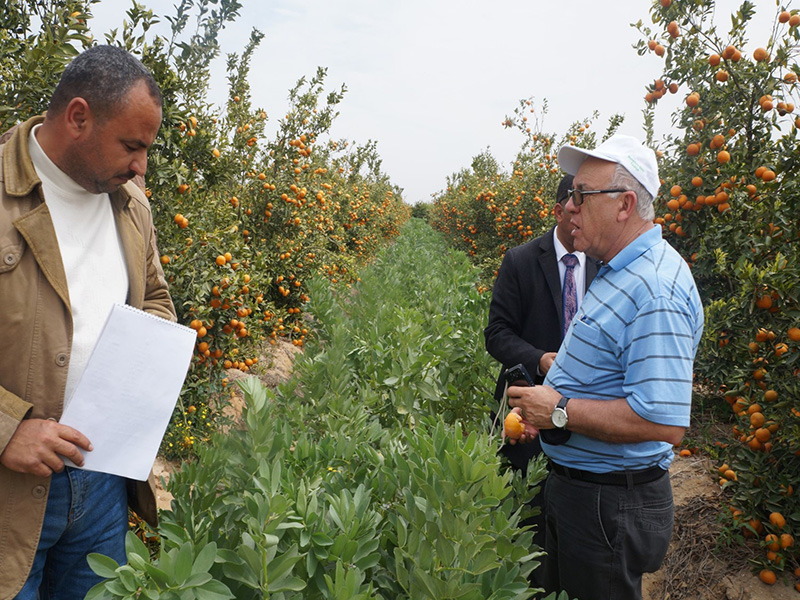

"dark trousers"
[542,468,673,600]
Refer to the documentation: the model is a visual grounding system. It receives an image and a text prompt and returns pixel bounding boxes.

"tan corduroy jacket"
[0,116,176,599]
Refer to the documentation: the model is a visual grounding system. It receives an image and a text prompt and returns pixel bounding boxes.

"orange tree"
[1,0,409,458]
[636,0,800,577]
[425,99,620,284]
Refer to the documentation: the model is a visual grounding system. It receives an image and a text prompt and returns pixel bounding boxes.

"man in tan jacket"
[0,45,175,599]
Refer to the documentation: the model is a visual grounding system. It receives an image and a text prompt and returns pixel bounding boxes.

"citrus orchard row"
[423,0,800,586]
[1,1,410,459]
[425,102,620,283]
[638,0,800,584]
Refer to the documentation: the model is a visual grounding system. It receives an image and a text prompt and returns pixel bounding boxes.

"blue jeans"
[542,468,673,600]
[15,467,128,600]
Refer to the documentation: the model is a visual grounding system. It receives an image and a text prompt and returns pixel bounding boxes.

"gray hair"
[610,163,654,221]
[48,45,162,120]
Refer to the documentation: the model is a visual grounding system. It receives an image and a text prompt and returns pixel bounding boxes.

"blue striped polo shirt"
[542,226,704,472]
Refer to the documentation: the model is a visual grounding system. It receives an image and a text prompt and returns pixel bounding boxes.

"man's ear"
[617,190,638,222]
[63,97,92,139]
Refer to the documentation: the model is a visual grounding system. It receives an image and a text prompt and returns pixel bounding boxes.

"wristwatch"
[551,396,570,429]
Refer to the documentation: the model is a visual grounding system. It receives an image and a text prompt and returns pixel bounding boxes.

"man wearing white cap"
[507,134,704,599]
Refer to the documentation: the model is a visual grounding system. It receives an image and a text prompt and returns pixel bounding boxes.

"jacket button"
[3,253,16,266]
[55,353,68,367]
[32,485,47,499]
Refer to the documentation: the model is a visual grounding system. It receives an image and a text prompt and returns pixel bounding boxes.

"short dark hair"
[48,45,162,120]
[555,174,574,205]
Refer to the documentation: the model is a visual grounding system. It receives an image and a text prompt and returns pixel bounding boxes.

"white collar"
[552,228,585,267]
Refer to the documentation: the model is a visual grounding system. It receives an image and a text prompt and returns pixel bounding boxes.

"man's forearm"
[565,397,685,445]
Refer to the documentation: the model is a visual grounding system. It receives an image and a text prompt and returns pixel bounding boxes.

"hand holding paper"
[59,303,196,481]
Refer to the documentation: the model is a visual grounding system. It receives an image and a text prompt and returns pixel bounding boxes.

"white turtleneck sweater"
[28,126,129,409]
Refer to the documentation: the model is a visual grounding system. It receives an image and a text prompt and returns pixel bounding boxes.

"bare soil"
[643,454,797,600]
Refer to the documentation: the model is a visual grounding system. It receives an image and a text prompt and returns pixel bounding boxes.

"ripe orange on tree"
[769,512,786,529]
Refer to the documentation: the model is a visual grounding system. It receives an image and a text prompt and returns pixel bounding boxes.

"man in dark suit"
[483,175,599,579]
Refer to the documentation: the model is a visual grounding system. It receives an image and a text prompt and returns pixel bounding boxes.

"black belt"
[550,462,667,487]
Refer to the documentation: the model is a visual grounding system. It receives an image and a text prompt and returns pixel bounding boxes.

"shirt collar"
[605,225,662,271]
[552,228,586,267]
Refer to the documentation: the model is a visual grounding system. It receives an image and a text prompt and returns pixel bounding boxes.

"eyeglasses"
[566,188,628,207]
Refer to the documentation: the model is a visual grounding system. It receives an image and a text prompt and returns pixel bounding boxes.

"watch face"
[552,408,568,429]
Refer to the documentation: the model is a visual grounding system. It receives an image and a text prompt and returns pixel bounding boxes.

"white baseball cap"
[557,134,661,199]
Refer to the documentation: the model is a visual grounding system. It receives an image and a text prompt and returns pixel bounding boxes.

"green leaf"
[194,580,235,600]
[174,542,194,585]
[87,553,120,579]
[192,542,218,575]
[125,530,150,563]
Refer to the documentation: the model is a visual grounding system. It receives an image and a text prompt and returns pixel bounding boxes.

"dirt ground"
[153,341,797,598]
[643,455,797,600]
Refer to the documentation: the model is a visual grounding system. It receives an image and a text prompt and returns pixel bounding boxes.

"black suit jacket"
[484,227,599,469]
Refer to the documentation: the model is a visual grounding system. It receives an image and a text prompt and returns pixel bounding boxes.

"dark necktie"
[562,254,579,338]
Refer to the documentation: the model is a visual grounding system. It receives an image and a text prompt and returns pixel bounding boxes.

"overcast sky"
[89,0,775,204]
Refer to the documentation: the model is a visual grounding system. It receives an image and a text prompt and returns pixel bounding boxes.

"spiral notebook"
[60,303,195,481]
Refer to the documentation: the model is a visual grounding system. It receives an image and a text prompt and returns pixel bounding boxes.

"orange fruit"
[755,295,772,309]
[715,69,729,82]
[780,533,794,548]
[215,255,226,266]
[686,92,700,107]
[754,427,771,443]
[504,412,524,440]
[749,518,764,534]
[708,53,721,66]
[717,150,731,163]
[765,533,781,551]
[667,21,679,37]
[679,448,692,457]
[687,142,701,155]
[791,14,800,27]
[160,255,170,265]
[764,389,778,402]
[779,10,791,23]
[769,512,786,529]
[753,47,769,62]
[788,327,800,341]
[758,569,776,585]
